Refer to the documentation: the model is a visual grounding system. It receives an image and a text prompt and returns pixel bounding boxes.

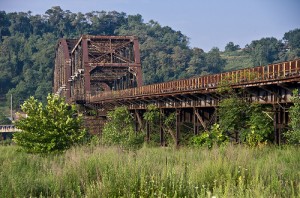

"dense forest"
[0,6,299,109]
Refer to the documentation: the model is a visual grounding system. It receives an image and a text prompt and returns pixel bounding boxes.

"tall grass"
[0,144,299,197]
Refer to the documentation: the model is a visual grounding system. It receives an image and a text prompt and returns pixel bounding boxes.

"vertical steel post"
[134,110,138,135]
[10,94,13,121]
[193,108,199,135]
[160,109,164,146]
[273,105,278,144]
[176,109,181,147]
[133,37,143,87]
[278,107,282,145]
[146,122,150,143]
[82,35,90,99]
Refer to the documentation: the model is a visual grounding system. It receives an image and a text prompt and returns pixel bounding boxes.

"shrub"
[190,124,228,148]
[242,103,273,147]
[13,94,86,154]
[285,90,300,145]
[102,106,144,149]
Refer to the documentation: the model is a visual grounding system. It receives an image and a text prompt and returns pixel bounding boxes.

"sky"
[1,0,299,52]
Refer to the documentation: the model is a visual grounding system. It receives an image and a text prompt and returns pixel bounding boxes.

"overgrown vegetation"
[102,106,144,149]
[186,84,273,148]
[13,94,86,154]
[143,104,178,146]
[0,145,299,197]
[190,124,228,148]
[285,90,300,145]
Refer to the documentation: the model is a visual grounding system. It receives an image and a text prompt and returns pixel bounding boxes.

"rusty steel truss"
[54,35,143,103]
[54,35,300,145]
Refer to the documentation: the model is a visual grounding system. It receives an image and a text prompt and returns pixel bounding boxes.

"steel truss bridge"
[54,35,300,145]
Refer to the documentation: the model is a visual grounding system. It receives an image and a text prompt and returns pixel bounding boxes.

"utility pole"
[10,94,13,121]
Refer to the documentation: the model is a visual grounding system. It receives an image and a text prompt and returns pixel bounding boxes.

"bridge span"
[0,125,21,133]
[53,35,300,145]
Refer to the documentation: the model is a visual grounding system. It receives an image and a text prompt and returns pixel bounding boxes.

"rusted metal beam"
[194,109,207,130]
[176,109,181,147]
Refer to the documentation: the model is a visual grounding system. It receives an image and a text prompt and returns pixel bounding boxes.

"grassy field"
[222,50,253,71]
[0,144,299,197]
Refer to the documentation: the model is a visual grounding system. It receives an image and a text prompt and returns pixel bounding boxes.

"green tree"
[218,95,248,141]
[7,12,31,37]
[217,88,273,145]
[185,47,206,77]
[13,94,86,154]
[243,103,273,146]
[284,28,300,50]
[225,42,240,52]
[248,37,283,66]
[284,90,300,145]
[102,106,144,149]
[205,47,226,73]
[0,11,11,41]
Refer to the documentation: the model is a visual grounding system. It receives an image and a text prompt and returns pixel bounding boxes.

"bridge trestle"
[53,36,300,145]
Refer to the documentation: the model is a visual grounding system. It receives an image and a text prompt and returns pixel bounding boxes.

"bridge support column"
[273,105,285,145]
[176,109,181,147]
[193,108,199,135]
[273,105,279,145]
[82,37,91,98]
[146,121,150,143]
[134,111,138,134]
[133,37,143,87]
[160,109,165,146]
[195,108,208,131]
[134,110,143,134]
[273,104,288,145]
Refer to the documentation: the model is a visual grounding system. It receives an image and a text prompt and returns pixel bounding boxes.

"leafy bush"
[218,96,248,138]
[285,90,300,145]
[13,94,86,154]
[143,104,160,124]
[218,94,273,146]
[102,106,144,149]
[190,124,228,148]
[242,104,273,147]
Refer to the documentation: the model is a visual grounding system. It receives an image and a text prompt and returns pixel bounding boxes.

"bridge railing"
[89,59,300,102]
[0,125,22,133]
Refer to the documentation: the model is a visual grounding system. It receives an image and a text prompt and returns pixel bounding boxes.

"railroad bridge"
[54,35,300,145]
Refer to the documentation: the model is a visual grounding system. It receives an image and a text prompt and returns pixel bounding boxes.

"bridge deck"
[89,59,300,104]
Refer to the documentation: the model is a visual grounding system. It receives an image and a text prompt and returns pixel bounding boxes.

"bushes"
[13,94,86,154]
[101,106,144,149]
[190,124,228,148]
[285,90,300,145]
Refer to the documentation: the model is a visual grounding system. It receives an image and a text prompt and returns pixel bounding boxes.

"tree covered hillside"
[0,6,299,108]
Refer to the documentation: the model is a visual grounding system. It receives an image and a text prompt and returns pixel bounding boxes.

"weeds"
[0,144,299,197]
